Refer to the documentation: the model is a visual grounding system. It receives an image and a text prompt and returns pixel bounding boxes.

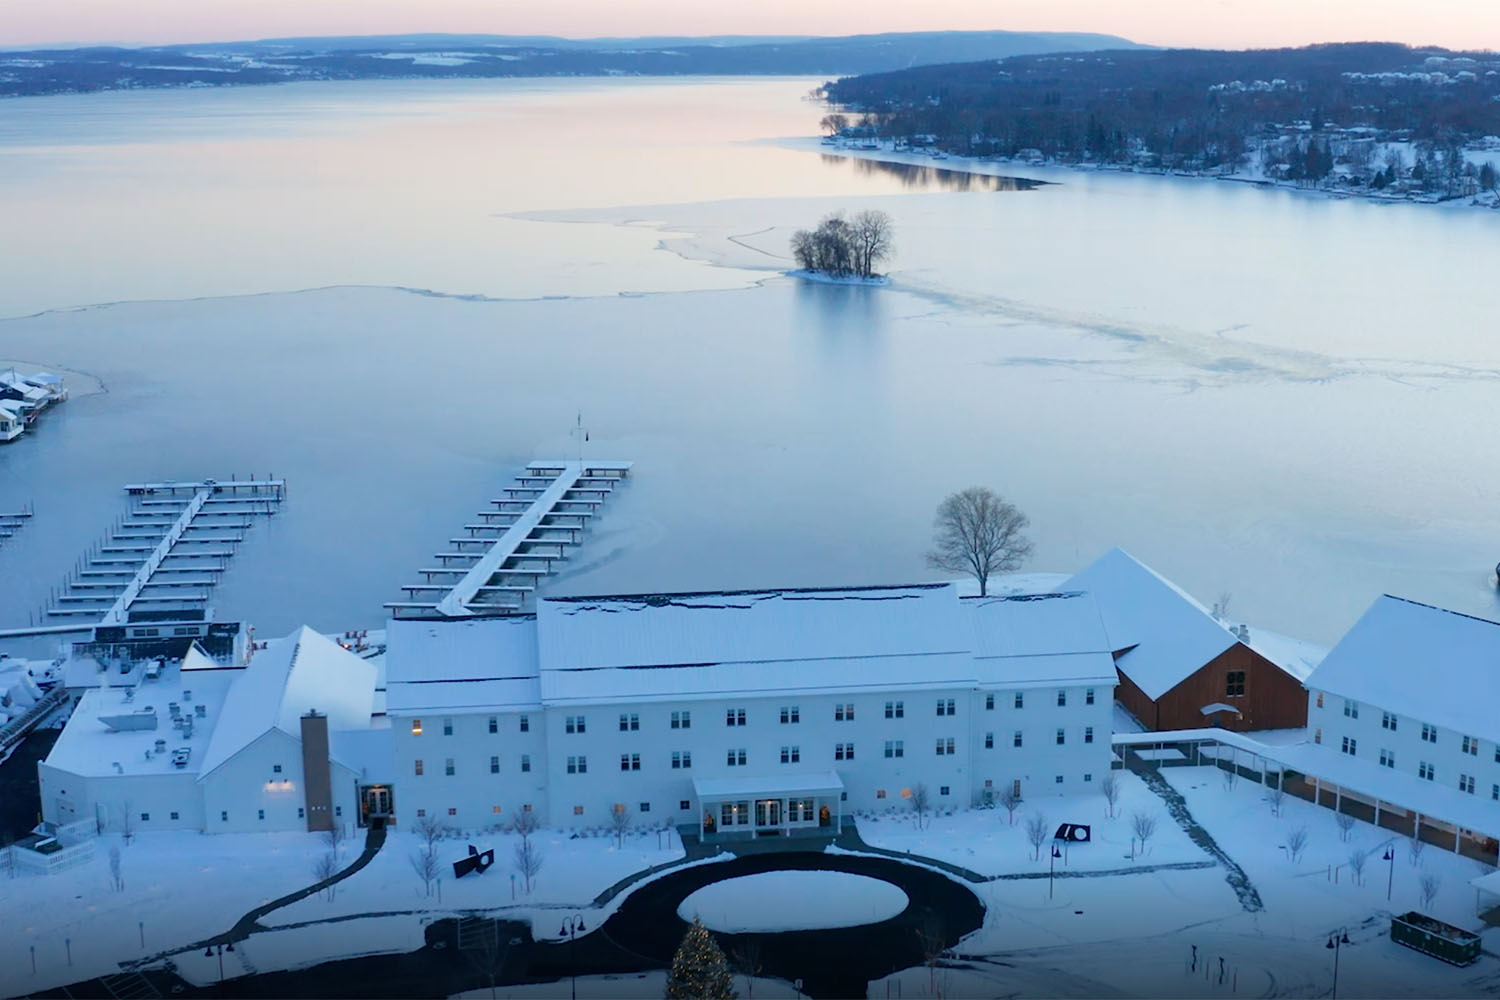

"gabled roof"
[1305,595,1500,744]
[198,626,375,777]
[1062,548,1238,700]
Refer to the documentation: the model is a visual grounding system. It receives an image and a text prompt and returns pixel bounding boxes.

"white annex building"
[39,628,389,835]
[385,583,1117,836]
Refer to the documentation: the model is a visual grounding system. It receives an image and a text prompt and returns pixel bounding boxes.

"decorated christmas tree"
[665,916,738,999]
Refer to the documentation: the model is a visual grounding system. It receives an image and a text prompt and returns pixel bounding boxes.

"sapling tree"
[414,813,447,851]
[410,845,439,897]
[1420,873,1442,909]
[1025,813,1049,861]
[910,783,932,831]
[1286,825,1309,863]
[1266,785,1285,817]
[511,807,538,846]
[513,838,543,894]
[108,843,125,892]
[1407,834,1426,867]
[1131,812,1158,857]
[608,803,633,848]
[1335,813,1356,842]
[1221,767,1238,792]
[313,851,339,900]
[999,784,1022,825]
[1100,773,1121,819]
[118,801,136,845]
[1348,848,1369,886]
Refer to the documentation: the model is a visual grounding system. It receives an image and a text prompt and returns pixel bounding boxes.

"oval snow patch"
[677,870,909,933]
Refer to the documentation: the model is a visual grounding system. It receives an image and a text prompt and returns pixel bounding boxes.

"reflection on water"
[822,154,1044,192]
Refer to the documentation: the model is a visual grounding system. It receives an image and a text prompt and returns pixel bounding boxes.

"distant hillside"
[0,30,1145,98]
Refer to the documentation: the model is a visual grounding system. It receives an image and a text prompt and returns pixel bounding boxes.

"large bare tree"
[927,487,1033,597]
[850,210,894,278]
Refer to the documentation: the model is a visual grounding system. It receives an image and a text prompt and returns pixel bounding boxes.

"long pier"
[32,478,284,628]
[387,460,630,618]
[0,503,33,547]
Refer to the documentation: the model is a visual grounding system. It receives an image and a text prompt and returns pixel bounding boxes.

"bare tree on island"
[927,487,1033,597]
[789,210,893,279]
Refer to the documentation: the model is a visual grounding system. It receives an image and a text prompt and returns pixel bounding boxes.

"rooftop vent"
[194,704,206,718]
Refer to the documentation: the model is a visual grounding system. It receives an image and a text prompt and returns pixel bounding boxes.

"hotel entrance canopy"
[693,771,845,838]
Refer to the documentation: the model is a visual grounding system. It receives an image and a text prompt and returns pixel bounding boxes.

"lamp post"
[1049,844,1061,899]
[1326,927,1350,999]
[559,913,586,1000]
[1383,845,1395,901]
[204,941,235,982]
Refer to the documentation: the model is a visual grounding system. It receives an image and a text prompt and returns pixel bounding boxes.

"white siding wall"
[38,764,203,833]
[199,730,360,834]
[1309,688,1500,805]
[387,683,1115,829]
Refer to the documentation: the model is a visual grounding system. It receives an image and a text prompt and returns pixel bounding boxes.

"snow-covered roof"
[384,616,540,715]
[1305,596,1500,744]
[1472,868,1500,897]
[693,771,844,800]
[964,591,1118,688]
[1062,548,1238,700]
[198,626,376,777]
[1232,624,1325,682]
[950,572,1073,597]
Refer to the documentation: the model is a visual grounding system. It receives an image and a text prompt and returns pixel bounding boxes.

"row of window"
[413,689,1103,739]
[415,755,534,776]
[1322,698,1495,759]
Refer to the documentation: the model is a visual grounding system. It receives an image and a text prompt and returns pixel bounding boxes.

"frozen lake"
[0,76,1496,648]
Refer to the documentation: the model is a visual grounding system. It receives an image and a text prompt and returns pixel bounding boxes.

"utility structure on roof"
[387,460,631,619]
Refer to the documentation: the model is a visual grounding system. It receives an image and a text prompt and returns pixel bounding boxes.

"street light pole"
[1383,846,1395,901]
[1326,927,1350,999]
[559,914,586,1000]
[1049,845,1061,899]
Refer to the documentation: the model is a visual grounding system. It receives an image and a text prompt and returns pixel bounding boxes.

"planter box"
[1390,911,1481,966]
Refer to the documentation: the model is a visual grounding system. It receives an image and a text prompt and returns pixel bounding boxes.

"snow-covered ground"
[0,829,330,997]
[679,871,908,932]
[856,769,1205,875]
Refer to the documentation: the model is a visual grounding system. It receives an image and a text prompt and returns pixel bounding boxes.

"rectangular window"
[141,812,151,822]
[671,751,693,769]
[876,789,887,800]
[411,719,423,735]
[272,764,282,774]
[1314,727,1322,744]
[640,802,651,813]
[727,748,747,767]
[443,717,453,736]
[1462,735,1478,756]
[1056,728,1066,746]
[1013,730,1023,748]
[835,703,855,721]
[445,757,455,776]
[414,759,424,776]
[620,753,641,771]
[940,785,950,796]
[936,698,956,716]
[565,715,586,734]
[620,713,640,732]
[519,714,529,733]
[935,738,956,756]
[884,739,904,758]
[1057,690,1067,707]
[1379,748,1395,768]
[1340,737,1356,756]
[490,755,500,774]
[726,708,747,727]
[1014,692,1024,709]
[221,811,228,822]
[671,710,691,729]
[1493,784,1499,801]
[1225,671,1246,697]
[780,745,800,764]
[488,716,498,734]
[1085,688,1095,705]
[1421,723,1437,743]
[1084,726,1094,744]
[1460,774,1476,794]
[1084,773,1093,782]
[1419,761,1434,781]
[448,807,457,817]
[520,754,531,773]
[984,732,994,749]
[681,799,692,811]
[1316,692,1324,708]
[1055,775,1064,784]
[780,706,800,724]
[1381,712,1396,731]
[335,806,342,817]
[417,809,426,818]
[1342,699,1358,719]
[567,755,587,774]
[574,805,584,816]
[256,810,263,821]
[885,700,904,718]
[835,742,855,761]
[985,694,995,711]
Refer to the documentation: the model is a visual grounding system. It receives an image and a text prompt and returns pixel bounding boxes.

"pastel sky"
[6,0,1498,51]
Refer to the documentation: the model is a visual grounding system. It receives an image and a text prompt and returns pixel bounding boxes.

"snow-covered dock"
[0,503,33,545]
[387,460,630,618]
[32,478,284,629]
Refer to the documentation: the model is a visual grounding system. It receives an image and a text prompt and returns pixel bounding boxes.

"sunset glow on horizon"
[5,0,1499,52]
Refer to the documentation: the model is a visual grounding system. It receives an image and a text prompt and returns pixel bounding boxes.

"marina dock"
[387,460,630,618]
[0,503,33,547]
[29,478,284,629]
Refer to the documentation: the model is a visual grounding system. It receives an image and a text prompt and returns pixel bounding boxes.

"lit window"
[900,787,912,799]
[1462,735,1478,756]
[411,719,423,735]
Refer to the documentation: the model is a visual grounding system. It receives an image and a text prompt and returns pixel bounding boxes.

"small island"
[789,209,893,281]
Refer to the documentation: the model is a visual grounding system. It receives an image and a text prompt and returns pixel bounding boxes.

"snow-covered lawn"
[0,830,329,997]
[679,871,908,932]
[856,770,1207,876]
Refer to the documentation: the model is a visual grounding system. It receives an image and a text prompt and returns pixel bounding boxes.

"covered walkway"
[693,771,843,841]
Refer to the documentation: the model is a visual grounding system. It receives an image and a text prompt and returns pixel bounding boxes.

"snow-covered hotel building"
[385,583,1118,835]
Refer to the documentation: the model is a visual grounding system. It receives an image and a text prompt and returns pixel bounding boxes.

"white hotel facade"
[385,583,1117,836]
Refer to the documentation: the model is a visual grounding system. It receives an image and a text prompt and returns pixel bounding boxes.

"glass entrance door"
[755,799,781,828]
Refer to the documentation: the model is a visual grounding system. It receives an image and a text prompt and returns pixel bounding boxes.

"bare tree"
[1024,813,1049,861]
[1210,592,1232,621]
[410,846,440,897]
[1131,812,1158,857]
[1420,873,1442,909]
[1221,766,1239,792]
[819,113,850,137]
[313,851,339,901]
[850,209,894,278]
[731,939,764,1000]
[1348,848,1369,887]
[324,823,347,859]
[1407,834,1426,867]
[413,813,447,851]
[108,843,125,892]
[998,784,1022,825]
[513,838,543,894]
[909,783,932,831]
[1100,773,1121,819]
[1286,825,1309,862]
[1335,812,1356,842]
[608,804,633,848]
[1266,785,1285,817]
[117,801,136,845]
[510,807,539,846]
[926,487,1033,597]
